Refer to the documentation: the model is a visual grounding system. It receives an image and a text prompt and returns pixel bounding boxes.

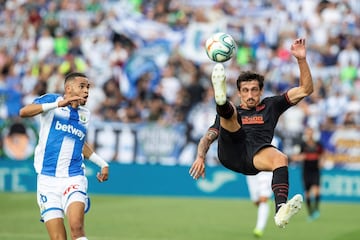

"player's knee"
[275,152,288,167]
[69,221,85,238]
[70,225,84,236]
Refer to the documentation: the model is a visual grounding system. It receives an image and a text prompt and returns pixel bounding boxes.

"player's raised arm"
[287,38,314,105]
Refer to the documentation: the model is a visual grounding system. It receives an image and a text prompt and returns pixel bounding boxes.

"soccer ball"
[205,32,236,62]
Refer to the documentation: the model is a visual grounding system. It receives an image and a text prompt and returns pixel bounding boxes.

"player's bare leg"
[253,148,302,228]
[45,218,67,240]
[67,202,86,240]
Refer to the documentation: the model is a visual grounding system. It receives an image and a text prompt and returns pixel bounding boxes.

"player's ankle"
[216,101,234,119]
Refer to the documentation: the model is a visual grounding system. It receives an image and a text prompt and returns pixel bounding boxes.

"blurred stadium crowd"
[0,0,359,164]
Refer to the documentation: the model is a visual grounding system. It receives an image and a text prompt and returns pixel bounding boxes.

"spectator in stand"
[156,63,182,106]
[36,28,54,61]
[2,122,33,161]
[100,78,124,121]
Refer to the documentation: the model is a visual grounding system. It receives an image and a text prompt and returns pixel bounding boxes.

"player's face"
[238,80,263,109]
[304,127,314,141]
[70,77,90,106]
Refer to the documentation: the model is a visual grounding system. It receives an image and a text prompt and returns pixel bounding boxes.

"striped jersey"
[33,93,90,177]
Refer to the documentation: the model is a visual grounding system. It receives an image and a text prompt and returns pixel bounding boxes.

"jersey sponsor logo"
[196,171,237,192]
[55,121,86,140]
[241,115,264,124]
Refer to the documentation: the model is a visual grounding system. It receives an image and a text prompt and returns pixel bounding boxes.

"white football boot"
[211,63,227,105]
[274,194,303,228]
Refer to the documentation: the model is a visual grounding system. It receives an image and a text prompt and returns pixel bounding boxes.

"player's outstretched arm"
[189,129,218,180]
[83,142,109,182]
[19,96,86,118]
[287,38,314,105]
[19,103,57,118]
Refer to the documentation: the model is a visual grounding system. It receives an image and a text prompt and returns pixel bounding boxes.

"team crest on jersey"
[79,114,87,123]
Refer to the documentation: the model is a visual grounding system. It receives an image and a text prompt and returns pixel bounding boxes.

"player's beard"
[80,99,87,106]
[246,98,256,108]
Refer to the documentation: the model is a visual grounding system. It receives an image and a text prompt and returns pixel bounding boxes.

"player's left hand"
[97,166,109,182]
[290,38,306,60]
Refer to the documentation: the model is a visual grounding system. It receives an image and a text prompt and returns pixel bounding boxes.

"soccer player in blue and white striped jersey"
[20,72,109,240]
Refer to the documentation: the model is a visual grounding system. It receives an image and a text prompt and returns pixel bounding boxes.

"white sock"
[75,237,88,240]
[255,202,270,231]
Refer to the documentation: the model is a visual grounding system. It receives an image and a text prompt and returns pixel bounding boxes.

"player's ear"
[260,88,264,95]
[64,82,72,93]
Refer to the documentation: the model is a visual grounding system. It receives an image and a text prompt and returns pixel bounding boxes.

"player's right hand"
[189,158,205,180]
[97,166,109,182]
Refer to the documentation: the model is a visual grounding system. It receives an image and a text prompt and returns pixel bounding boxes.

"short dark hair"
[9,122,27,135]
[64,72,87,83]
[236,71,264,91]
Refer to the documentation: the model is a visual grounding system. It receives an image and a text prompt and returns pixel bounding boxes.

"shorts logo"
[63,184,80,196]
[40,193,47,203]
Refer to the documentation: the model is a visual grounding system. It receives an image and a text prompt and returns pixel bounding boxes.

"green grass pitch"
[1,192,359,240]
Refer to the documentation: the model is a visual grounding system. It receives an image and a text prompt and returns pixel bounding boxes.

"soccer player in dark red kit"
[190,38,313,228]
[292,127,324,221]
